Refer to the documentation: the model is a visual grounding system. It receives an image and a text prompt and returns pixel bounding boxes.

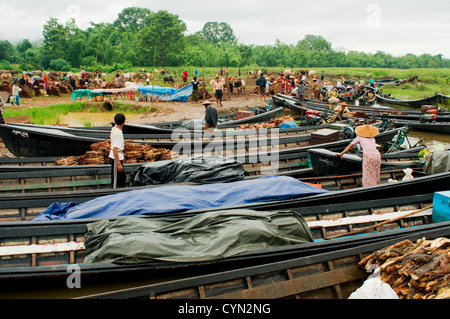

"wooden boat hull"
[276,94,450,122]
[376,94,440,109]
[0,123,321,158]
[0,148,423,196]
[77,221,450,299]
[0,128,402,196]
[308,148,423,176]
[0,167,427,222]
[0,193,446,298]
[148,106,285,129]
[395,120,450,135]
[0,124,100,157]
[9,123,330,141]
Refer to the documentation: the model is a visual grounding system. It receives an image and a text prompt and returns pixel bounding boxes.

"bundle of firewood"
[237,116,295,130]
[91,139,110,152]
[78,155,106,165]
[46,85,61,97]
[198,87,212,100]
[359,237,450,299]
[78,149,107,165]
[55,156,78,166]
[19,85,33,98]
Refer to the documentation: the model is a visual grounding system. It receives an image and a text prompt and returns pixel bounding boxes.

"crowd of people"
[252,70,379,104]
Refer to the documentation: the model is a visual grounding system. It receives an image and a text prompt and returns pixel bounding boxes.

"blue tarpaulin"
[32,176,328,221]
[279,121,299,129]
[138,84,193,102]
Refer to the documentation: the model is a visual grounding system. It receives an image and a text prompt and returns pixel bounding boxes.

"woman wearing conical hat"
[337,125,381,187]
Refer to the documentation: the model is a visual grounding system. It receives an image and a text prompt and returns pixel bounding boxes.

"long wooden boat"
[375,94,441,109]
[0,158,442,225]
[0,143,425,195]
[184,171,450,215]
[394,120,450,135]
[0,166,428,222]
[0,128,404,196]
[17,106,284,135]
[0,122,327,158]
[9,106,286,137]
[0,124,101,157]
[149,106,285,130]
[8,122,330,141]
[307,148,424,176]
[77,220,450,300]
[275,94,450,122]
[0,193,446,298]
[0,125,402,169]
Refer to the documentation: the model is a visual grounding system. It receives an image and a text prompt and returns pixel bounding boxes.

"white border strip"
[307,208,432,228]
[0,242,85,257]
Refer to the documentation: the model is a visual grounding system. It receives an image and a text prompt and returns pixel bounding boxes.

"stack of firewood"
[198,87,212,100]
[124,141,174,163]
[359,237,450,299]
[78,150,107,165]
[79,139,111,165]
[55,139,174,166]
[237,116,295,130]
[46,85,61,97]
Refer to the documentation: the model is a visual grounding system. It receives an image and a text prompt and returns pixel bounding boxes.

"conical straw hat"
[355,125,379,138]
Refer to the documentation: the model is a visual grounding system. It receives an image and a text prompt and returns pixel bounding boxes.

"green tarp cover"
[83,209,314,264]
[71,89,102,100]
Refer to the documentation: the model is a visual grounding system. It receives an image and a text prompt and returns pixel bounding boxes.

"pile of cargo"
[55,140,174,166]
[359,237,450,299]
[237,116,296,130]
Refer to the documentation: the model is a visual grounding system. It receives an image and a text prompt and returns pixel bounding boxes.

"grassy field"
[5,101,156,125]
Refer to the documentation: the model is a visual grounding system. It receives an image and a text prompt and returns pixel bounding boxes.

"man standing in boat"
[109,113,127,188]
[203,100,218,132]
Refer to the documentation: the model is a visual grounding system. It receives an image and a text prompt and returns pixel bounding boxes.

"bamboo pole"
[151,46,156,105]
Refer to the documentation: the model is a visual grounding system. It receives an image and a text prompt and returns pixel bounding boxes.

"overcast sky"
[1,0,449,58]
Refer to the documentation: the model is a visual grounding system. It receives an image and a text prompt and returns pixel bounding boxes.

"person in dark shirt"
[191,77,199,102]
[203,100,218,132]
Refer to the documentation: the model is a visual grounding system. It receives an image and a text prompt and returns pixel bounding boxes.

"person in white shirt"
[109,113,126,188]
[12,84,22,106]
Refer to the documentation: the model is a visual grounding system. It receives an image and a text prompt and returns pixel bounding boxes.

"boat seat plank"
[209,266,366,299]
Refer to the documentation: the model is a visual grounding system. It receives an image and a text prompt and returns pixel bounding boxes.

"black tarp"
[129,156,248,186]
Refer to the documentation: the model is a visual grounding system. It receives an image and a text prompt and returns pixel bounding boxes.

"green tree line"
[0,6,449,72]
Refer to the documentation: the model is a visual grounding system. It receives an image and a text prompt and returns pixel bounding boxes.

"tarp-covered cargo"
[83,209,314,264]
[129,156,248,186]
[424,150,450,174]
[138,84,193,102]
[32,176,328,221]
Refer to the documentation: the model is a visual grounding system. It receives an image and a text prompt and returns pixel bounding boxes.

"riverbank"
[3,91,268,126]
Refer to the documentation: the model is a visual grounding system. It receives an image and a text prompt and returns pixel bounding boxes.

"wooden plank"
[0,179,110,192]
[306,208,432,228]
[0,242,85,256]
[210,266,366,299]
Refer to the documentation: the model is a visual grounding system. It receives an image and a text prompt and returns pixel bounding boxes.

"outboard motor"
[420,109,437,123]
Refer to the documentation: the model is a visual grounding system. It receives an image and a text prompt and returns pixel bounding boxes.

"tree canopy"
[1,7,449,71]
